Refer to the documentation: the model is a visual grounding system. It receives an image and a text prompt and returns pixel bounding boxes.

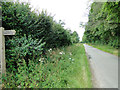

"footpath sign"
[0,27,16,75]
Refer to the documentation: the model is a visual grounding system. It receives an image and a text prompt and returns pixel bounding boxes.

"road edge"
[83,44,100,88]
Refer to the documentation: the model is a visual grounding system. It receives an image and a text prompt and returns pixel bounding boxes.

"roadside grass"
[3,44,92,88]
[62,44,92,88]
[87,43,119,57]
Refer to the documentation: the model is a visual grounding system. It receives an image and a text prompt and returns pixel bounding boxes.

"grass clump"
[2,44,92,88]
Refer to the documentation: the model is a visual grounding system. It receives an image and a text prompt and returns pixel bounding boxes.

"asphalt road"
[84,44,118,88]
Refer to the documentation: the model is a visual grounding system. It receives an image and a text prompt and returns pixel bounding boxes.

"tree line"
[82,1,120,49]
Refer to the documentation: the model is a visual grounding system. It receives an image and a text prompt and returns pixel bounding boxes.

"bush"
[6,35,45,71]
[2,1,72,49]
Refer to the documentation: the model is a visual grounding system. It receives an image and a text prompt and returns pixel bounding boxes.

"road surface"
[84,44,118,88]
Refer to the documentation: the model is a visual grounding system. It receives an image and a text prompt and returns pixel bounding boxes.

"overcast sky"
[18,0,91,41]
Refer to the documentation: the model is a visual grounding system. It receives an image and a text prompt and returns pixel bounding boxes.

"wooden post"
[0,27,16,76]
[0,27,6,75]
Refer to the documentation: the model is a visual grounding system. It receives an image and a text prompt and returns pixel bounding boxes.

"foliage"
[82,1,120,49]
[2,1,73,49]
[1,1,79,71]
[2,44,92,88]
[71,31,79,43]
[6,35,45,71]
[1,1,82,88]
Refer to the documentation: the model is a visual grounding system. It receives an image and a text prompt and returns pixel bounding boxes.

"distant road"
[84,44,118,88]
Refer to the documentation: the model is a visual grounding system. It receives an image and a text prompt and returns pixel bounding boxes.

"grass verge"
[3,44,92,88]
[87,43,119,57]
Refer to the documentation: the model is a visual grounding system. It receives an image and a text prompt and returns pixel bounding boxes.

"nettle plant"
[6,35,46,70]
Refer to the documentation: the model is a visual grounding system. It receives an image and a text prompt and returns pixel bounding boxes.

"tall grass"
[2,44,92,88]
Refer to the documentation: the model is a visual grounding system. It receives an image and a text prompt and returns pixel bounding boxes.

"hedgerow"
[2,1,79,73]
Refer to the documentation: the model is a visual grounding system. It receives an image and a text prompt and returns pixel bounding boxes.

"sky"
[18,0,91,41]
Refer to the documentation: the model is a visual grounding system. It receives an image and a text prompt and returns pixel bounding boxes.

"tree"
[71,31,79,43]
[82,1,120,48]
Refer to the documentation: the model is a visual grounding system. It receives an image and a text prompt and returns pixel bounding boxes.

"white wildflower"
[59,51,65,55]
[39,58,44,62]
[17,85,21,88]
[48,48,52,52]
[39,58,41,62]
[69,52,72,55]
[50,48,52,51]
[59,52,63,55]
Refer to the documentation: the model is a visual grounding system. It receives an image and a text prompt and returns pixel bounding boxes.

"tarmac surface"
[84,44,118,88]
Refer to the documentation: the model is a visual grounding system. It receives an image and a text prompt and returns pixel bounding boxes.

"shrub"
[6,35,45,71]
[2,1,72,49]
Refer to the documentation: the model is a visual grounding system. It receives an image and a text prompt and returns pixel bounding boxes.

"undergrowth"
[2,44,92,88]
